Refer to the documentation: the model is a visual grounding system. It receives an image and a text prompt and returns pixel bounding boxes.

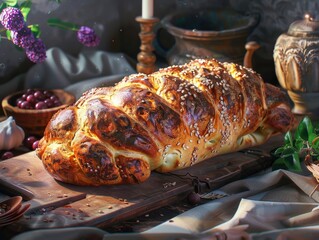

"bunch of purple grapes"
[15,89,62,110]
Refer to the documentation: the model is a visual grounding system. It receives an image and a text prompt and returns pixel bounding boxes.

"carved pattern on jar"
[274,36,319,93]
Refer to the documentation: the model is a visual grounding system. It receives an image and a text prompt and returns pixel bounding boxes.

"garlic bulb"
[0,116,25,150]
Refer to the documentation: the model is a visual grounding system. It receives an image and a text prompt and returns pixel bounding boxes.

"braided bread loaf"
[36,59,294,186]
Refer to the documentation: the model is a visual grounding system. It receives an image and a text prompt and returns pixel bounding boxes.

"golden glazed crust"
[36,59,294,186]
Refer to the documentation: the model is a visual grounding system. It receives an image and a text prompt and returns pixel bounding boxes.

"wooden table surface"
[0,134,284,239]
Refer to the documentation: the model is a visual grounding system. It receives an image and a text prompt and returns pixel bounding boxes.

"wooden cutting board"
[0,134,283,233]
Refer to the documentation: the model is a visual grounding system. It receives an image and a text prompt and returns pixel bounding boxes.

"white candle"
[142,0,153,18]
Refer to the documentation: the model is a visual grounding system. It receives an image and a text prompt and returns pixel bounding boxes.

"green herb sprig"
[273,116,319,171]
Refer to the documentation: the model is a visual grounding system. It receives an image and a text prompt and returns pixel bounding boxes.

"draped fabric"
[1,47,136,102]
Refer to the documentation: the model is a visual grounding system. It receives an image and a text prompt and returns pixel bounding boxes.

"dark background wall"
[0,0,317,85]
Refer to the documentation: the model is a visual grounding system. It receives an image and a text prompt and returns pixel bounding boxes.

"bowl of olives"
[1,89,75,136]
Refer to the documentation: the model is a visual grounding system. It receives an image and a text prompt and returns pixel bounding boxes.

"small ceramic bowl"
[1,89,75,136]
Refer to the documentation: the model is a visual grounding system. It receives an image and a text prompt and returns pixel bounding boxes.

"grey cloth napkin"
[1,47,136,102]
[145,169,319,239]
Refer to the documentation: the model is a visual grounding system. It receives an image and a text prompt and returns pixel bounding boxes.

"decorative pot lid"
[288,14,319,37]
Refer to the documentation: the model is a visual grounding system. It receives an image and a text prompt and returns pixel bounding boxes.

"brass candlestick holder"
[136,16,159,74]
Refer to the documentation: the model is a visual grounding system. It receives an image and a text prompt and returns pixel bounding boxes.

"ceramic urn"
[274,14,319,116]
